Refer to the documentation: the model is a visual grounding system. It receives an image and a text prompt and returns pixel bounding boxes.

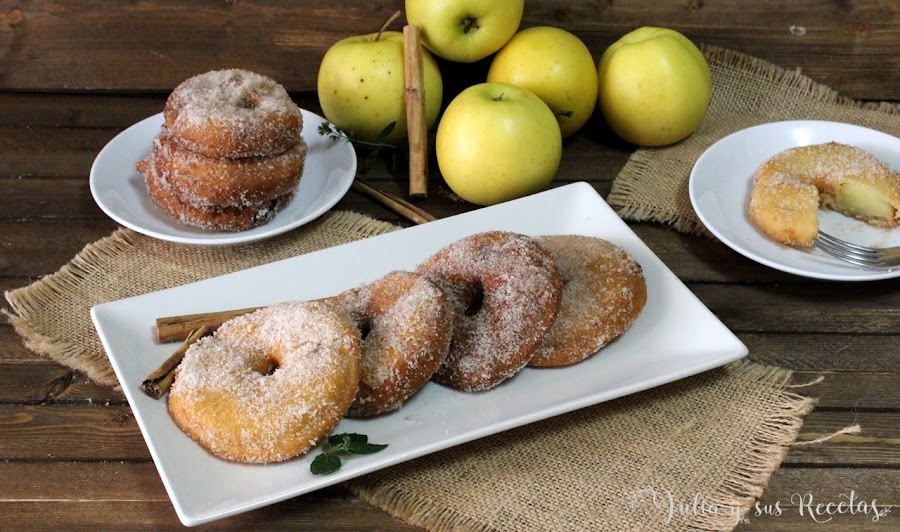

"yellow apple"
[405,0,524,63]
[597,27,711,146]
[317,30,443,144]
[436,82,562,206]
[487,26,598,138]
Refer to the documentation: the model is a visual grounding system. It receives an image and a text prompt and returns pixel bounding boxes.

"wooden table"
[1,2,897,529]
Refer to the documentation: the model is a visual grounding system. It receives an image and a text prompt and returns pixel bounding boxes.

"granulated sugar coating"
[164,69,303,159]
[417,231,563,392]
[152,129,306,208]
[327,271,452,417]
[137,69,306,231]
[748,142,900,246]
[140,157,294,232]
[529,235,647,367]
[167,301,360,463]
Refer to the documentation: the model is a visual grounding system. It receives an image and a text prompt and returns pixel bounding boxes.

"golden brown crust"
[529,235,647,368]
[139,158,292,232]
[416,231,562,392]
[326,271,452,417]
[152,130,305,208]
[167,301,360,464]
[163,69,302,158]
[748,142,900,247]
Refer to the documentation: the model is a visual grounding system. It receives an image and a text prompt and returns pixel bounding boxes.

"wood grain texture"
[0,1,897,99]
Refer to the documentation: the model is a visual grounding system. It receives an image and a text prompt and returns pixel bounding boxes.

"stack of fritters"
[137,69,307,232]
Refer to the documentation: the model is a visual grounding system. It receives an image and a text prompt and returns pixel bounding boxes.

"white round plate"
[90,110,356,246]
[689,120,900,281]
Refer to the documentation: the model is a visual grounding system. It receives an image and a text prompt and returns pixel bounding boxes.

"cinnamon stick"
[155,306,261,343]
[403,24,428,198]
[352,179,437,225]
[141,325,211,399]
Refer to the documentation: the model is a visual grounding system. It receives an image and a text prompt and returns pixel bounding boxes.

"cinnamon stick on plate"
[404,24,428,197]
[155,306,260,343]
[141,325,211,399]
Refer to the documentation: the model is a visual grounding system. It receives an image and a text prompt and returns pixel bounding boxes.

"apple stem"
[376,10,402,41]
[556,110,574,118]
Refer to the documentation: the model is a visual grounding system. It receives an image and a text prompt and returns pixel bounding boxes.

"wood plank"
[0,126,118,179]
[785,410,900,467]
[0,462,412,531]
[0,364,124,404]
[0,94,167,129]
[760,467,900,505]
[690,283,900,334]
[786,371,900,410]
[739,510,897,530]
[743,333,900,371]
[0,499,417,530]
[0,220,119,277]
[0,178,105,221]
[0,404,149,461]
[742,468,899,530]
[0,93,321,129]
[1,1,897,100]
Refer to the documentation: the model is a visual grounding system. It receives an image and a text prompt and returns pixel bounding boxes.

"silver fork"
[814,231,900,269]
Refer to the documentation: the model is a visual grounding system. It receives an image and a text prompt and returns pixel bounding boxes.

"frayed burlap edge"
[607,45,900,237]
[349,360,818,532]
[608,152,715,237]
[2,210,398,387]
[692,361,817,530]
[3,228,138,386]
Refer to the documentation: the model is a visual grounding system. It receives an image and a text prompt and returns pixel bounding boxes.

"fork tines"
[814,231,899,269]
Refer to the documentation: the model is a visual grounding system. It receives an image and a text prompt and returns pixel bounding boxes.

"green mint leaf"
[377,121,396,141]
[311,433,387,475]
[310,453,342,475]
[327,432,368,446]
[345,441,389,455]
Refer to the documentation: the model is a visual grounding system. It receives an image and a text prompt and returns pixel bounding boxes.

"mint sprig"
[317,121,402,173]
[310,433,388,475]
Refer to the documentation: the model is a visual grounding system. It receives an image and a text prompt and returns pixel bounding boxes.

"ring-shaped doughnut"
[416,231,562,392]
[167,301,361,464]
[152,130,306,208]
[164,69,303,159]
[139,159,292,232]
[327,271,452,417]
[528,235,647,368]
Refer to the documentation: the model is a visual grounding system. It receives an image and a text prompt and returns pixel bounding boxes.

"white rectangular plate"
[91,182,747,526]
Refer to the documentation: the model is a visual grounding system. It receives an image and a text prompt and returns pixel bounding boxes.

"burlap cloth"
[12,45,892,530]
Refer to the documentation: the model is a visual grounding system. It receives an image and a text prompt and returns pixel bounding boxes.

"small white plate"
[91,183,747,526]
[89,110,356,246]
[689,120,900,281]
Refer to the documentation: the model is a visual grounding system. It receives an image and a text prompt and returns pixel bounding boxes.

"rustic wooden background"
[1,0,898,529]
